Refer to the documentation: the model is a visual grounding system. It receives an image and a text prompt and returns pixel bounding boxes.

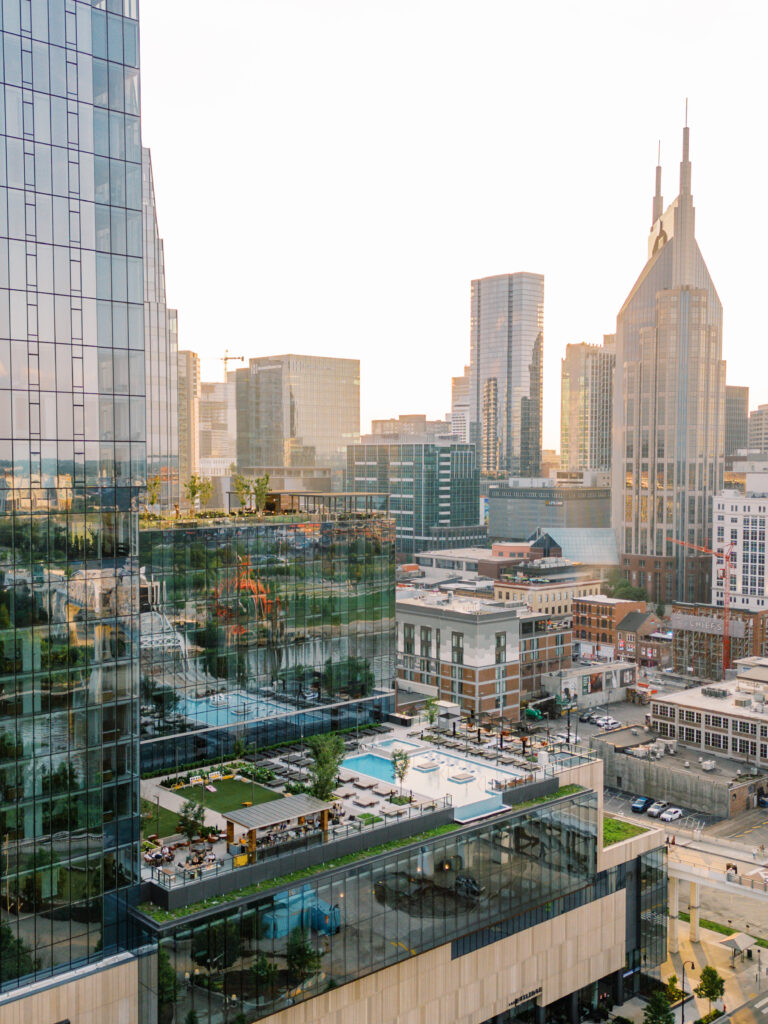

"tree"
[306,733,345,801]
[694,965,725,1013]
[656,602,666,619]
[642,991,674,1024]
[391,749,410,796]
[184,1011,200,1024]
[145,474,162,510]
[178,799,206,844]
[0,922,35,983]
[232,473,251,510]
[252,952,278,995]
[251,473,270,514]
[424,697,438,729]
[286,927,321,984]
[157,945,178,1024]
[184,475,213,509]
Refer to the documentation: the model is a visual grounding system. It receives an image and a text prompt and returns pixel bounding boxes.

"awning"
[719,932,755,953]
[224,794,336,831]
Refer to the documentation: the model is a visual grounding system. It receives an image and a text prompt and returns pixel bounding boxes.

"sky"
[140,1,768,451]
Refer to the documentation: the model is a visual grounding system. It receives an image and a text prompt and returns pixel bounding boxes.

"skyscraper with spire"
[611,122,725,603]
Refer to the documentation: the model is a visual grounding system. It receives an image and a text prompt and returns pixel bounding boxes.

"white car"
[659,807,683,822]
[646,801,668,818]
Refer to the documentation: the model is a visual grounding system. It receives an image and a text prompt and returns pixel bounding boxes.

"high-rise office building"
[612,125,725,603]
[469,273,544,478]
[725,385,749,459]
[370,414,449,437]
[450,365,470,443]
[236,354,359,484]
[560,337,615,473]
[749,404,768,455]
[347,435,483,555]
[177,349,200,490]
[199,380,236,463]
[0,0,146,1011]
[143,148,178,507]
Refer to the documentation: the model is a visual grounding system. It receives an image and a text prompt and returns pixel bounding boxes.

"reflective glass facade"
[612,132,725,602]
[236,355,360,485]
[560,337,615,473]
[151,791,600,1023]
[138,515,396,771]
[142,146,177,508]
[0,0,143,991]
[347,439,481,555]
[469,273,544,478]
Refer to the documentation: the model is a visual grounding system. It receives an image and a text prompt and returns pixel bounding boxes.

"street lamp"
[680,960,695,1024]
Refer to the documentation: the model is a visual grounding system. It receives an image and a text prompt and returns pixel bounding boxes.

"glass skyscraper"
[143,146,178,508]
[469,272,544,478]
[612,126,725,603]
[560,336,615,473]
[0,0,143,992]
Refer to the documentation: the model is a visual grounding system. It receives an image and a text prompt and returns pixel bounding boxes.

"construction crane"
[671,537,736,675]
[221,350,244,379]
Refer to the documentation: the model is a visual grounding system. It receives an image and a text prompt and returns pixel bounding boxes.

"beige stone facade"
[266,893,626,1024]
[0,954,143,1024]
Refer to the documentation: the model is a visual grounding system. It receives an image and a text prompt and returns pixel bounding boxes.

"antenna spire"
[652,141,663,225]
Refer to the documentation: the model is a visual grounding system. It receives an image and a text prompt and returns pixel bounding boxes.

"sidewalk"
[614,920,768,1024]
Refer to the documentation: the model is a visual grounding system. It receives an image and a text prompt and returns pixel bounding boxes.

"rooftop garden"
[602,815,648,846]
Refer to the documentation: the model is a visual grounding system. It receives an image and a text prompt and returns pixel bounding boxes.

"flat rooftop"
[396,588,508,616]
[651,680,768,720]
[595,727,766,783]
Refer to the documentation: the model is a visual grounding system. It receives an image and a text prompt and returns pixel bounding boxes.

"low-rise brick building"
[670,603,768,681]
[616,610,672,668]
[573,595,647,659]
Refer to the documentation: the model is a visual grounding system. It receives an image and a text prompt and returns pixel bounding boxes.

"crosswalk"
[754,995,768,1014]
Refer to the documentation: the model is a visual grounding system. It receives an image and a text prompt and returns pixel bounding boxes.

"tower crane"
[221,350,244,379]
[670,538,736,675]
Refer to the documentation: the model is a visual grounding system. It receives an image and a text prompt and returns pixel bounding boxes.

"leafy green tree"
[184,1010,200,1024]
[694,965,725,1013]
[307,733,345,801]
[178,799,206,844]
[252,952,278,995]
[184,475,213,509]
[232,473,251,510]
[157,945,178,1023]
[424,697,438,729]
[391,748,410,796]
[146,474,162,509]
[656,602,666,618]
[0,923,35,983]
[665,974,683,1003]
[642,990,674,1024]
[286,927,321,984]
[251,473,270,514]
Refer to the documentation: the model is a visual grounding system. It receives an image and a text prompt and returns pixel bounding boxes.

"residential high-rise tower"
[560,336,615,473]
[143,147,178,507]
[611,125,725,602]
[177,349,200,490]
[725,385,749,459]
[0,0,146,1009]
[469,273,544,477]
[450,365,470,444]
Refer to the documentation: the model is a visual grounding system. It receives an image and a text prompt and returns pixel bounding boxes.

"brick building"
[615,610,672,668]
[670,603,768,681]
[573,595,647,660]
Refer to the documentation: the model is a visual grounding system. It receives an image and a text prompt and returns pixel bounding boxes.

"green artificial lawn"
[358,813,383,825]
[140,799,183,842]
[603,816,648,847]
[179,778,282,814]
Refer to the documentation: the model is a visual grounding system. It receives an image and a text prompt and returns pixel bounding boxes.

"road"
[724,991,768,1024]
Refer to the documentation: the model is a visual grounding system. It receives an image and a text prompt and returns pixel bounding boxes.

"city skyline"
[139,1,768,449]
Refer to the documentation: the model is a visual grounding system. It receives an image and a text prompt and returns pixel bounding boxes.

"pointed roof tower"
[651,141,663,227]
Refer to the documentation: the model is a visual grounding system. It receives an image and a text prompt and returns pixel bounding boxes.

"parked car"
[578,711,593,723]
[603,719,622,730]
[631,796,654,813]
[594,716,611,727]
[758,795,768,808]
[660,807,683,822]
[646,801,668,818]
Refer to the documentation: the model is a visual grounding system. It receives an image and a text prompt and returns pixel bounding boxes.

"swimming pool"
[375,738,422,751]
[181,691,290,727]
[343,754,396,783]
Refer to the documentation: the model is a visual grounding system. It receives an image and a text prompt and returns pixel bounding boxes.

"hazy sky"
[140,1,768,451]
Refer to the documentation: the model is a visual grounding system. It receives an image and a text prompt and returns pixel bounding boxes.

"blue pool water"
[343,754,396,783]
[375,738,421,751]
[181,692,289,727]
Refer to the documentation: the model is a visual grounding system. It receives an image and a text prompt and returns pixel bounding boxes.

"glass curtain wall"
[0,0,143,991]
[153,792,598,1024]
[138,516,396,771]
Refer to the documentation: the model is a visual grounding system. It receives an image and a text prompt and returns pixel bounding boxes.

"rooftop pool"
[375,738,423,752]
[342,748,532,807]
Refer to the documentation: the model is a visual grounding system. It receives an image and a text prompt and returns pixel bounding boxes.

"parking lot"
[601,787,719,831]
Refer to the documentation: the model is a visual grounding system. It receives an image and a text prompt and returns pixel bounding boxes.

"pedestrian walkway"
[614,920,768,1024]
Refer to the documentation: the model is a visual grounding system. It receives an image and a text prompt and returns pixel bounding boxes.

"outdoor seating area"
[224,794,338,863]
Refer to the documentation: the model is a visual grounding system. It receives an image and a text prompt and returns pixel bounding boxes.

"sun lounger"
[353,778,376,790]
[373,783,396,797]
[353,794,378,808]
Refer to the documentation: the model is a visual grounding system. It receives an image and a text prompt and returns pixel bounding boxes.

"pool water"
[375,738,422,751]
[181,691,289,727]
[343,754,395,783]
